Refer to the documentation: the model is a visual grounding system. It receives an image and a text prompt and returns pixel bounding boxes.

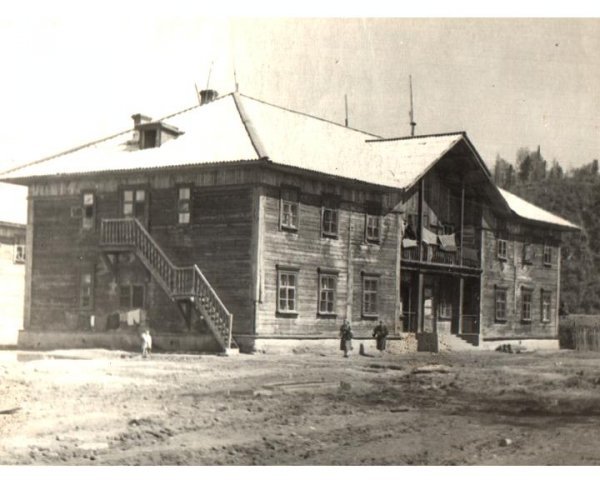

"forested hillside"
[493,148,599,313]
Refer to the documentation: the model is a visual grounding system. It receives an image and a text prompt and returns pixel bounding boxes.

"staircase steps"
[99,218,237,353]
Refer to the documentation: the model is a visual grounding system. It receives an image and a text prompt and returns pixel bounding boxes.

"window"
[495,287,507,322]
[13,243,25,264]
[141,129,157,149]
[277,268,298,313]
[541,290,551,323]
[365,202,381,243]
[119,285,144,309]
[442,224,455,235]
[362,275,379,317]
[123,188,146,219]
[543,245,552,266]
[80,271,94,309]
[439,299,452,319]
[497,239,507,260]
[280,188,299,231]
[318,272,337,315]
[521,287,533,322]
[82,192,95,230]
[178,186,191,224]
[523,243,534,265]
[321,196,339,238]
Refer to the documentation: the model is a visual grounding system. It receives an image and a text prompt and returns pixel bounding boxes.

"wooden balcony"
[401,244,480,269]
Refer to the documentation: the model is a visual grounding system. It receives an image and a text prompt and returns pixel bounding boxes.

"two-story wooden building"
[0,91,578,353]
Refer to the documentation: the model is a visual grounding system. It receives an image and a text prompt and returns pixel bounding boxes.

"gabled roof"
[499,188,579,231]
[0,91,580,231]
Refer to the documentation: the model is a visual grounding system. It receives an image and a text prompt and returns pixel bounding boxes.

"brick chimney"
[199,89,219,105]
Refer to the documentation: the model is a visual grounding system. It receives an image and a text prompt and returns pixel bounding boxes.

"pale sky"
[0,6,598,174]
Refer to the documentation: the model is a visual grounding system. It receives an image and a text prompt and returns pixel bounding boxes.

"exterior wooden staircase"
[99,218,237,353]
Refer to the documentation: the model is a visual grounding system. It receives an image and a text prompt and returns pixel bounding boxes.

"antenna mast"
[344,94,349,127]
[409,75,417,137]
[206,61,214,90]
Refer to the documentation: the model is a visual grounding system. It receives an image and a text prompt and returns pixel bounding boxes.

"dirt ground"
[2,346,600,466]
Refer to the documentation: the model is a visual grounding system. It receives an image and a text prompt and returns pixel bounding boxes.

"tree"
[548,159,563,180]
[493,155,515,189]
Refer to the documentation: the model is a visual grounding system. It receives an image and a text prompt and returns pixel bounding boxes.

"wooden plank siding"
[28,172,256,336]
[256,180,402,338]
[480,208,561,340]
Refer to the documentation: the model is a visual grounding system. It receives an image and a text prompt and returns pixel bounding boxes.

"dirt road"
[1,347,600,465]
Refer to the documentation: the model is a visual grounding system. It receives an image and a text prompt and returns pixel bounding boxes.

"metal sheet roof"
[0,95,260,180]
[499,187,579,230]
[0,93,465,190]
[0,92,579,230]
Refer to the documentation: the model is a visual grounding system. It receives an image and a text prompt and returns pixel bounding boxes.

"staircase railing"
[100,218,234,350]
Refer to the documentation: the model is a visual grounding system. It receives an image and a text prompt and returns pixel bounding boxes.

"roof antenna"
[344,94,349,127]
[409,75,417,137]
[233,68,239,93]
[206,61,214,90]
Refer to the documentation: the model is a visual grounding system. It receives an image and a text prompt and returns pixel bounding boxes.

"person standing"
[141,329,152,358]
[339,320,353,358]
[372,320,389,353]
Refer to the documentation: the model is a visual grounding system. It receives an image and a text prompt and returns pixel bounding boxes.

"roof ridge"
[365,131,466,143]
[0,94,236,177]
[236,92,382,138]
[232,93,268,159]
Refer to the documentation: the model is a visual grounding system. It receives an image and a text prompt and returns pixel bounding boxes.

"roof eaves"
[0,158,267,184]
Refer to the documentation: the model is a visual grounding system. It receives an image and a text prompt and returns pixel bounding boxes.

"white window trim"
[276,267,299,314]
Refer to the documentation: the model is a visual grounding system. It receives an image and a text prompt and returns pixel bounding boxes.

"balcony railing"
[401,244,480,269]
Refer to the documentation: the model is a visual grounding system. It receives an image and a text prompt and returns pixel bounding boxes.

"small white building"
[0,182,27,345]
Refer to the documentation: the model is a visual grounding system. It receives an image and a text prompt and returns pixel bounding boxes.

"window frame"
[362,274,380,318]
[141,128,158,149]
[276,266,299,315]
[495,286,508,323]
[13,241,25,264]
[521,287,533,323]
[543,244,552,267]
[321,195,340,239]
[119,284,145,310]
[541,289,552,323]
[522,243,534,265]
[121,186,148,221]
[81,190,96,231]
[279,187,300,232]
[365,201,382,244]
[317,269,338,316]
[79,268,94,310]
[497,238,508,261]
[177,185,193,225]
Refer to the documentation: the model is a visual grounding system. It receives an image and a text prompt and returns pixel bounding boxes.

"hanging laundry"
[438,233,457,252]
[402,238,418,248]
[421,227,438,245]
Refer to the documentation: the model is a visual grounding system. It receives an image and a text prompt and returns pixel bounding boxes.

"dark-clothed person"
[339,320,353,357]
[372,320,389,352]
